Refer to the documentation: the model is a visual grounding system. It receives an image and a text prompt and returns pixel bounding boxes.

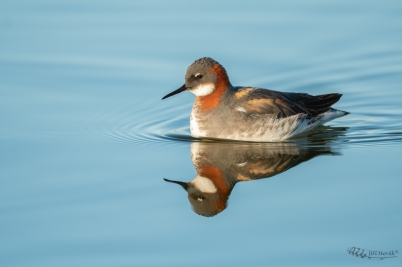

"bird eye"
[194,73,203,80]
[197,196,205,201]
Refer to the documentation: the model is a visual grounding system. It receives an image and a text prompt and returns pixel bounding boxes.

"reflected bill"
[164,142,339,217]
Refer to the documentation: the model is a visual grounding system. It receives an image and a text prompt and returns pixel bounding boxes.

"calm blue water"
[1,1,402,266]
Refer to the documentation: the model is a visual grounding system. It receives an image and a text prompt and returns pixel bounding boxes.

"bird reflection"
[164,141,339,217]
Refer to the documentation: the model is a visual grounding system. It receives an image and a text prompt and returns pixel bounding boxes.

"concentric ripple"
[98,97,402,147]
[100,101,198,145]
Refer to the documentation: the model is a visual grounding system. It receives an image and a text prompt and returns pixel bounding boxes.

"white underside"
[190,109,347,142]
[190,110,206,137]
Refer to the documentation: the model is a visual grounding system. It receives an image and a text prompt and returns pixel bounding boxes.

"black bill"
[162,84,187,100]
[163,178,188,191]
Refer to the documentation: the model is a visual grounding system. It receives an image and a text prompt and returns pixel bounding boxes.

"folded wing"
[234,87,343,118]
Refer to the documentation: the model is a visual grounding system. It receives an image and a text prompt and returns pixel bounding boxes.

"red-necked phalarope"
[162,57,348,142]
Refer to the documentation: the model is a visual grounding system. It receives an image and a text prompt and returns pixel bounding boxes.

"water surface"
[1,1,402,266]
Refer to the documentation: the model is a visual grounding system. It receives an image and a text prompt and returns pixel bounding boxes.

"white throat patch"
[190,175,217,193]
[189,83,215,97]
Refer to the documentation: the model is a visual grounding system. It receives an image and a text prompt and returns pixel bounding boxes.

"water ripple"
[98,100,402,148]
[100,101,198,145]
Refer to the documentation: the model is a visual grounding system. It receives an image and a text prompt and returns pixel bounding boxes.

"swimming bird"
[162,57,348,141]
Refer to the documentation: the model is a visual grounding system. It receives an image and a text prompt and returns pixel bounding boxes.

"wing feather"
[234,87,342,118]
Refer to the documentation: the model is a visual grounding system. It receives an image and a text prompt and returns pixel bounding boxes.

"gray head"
[164,177,229,217]
[162,57,231,99]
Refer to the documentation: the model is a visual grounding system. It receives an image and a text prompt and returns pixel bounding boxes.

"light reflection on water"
[1,0,402,266]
